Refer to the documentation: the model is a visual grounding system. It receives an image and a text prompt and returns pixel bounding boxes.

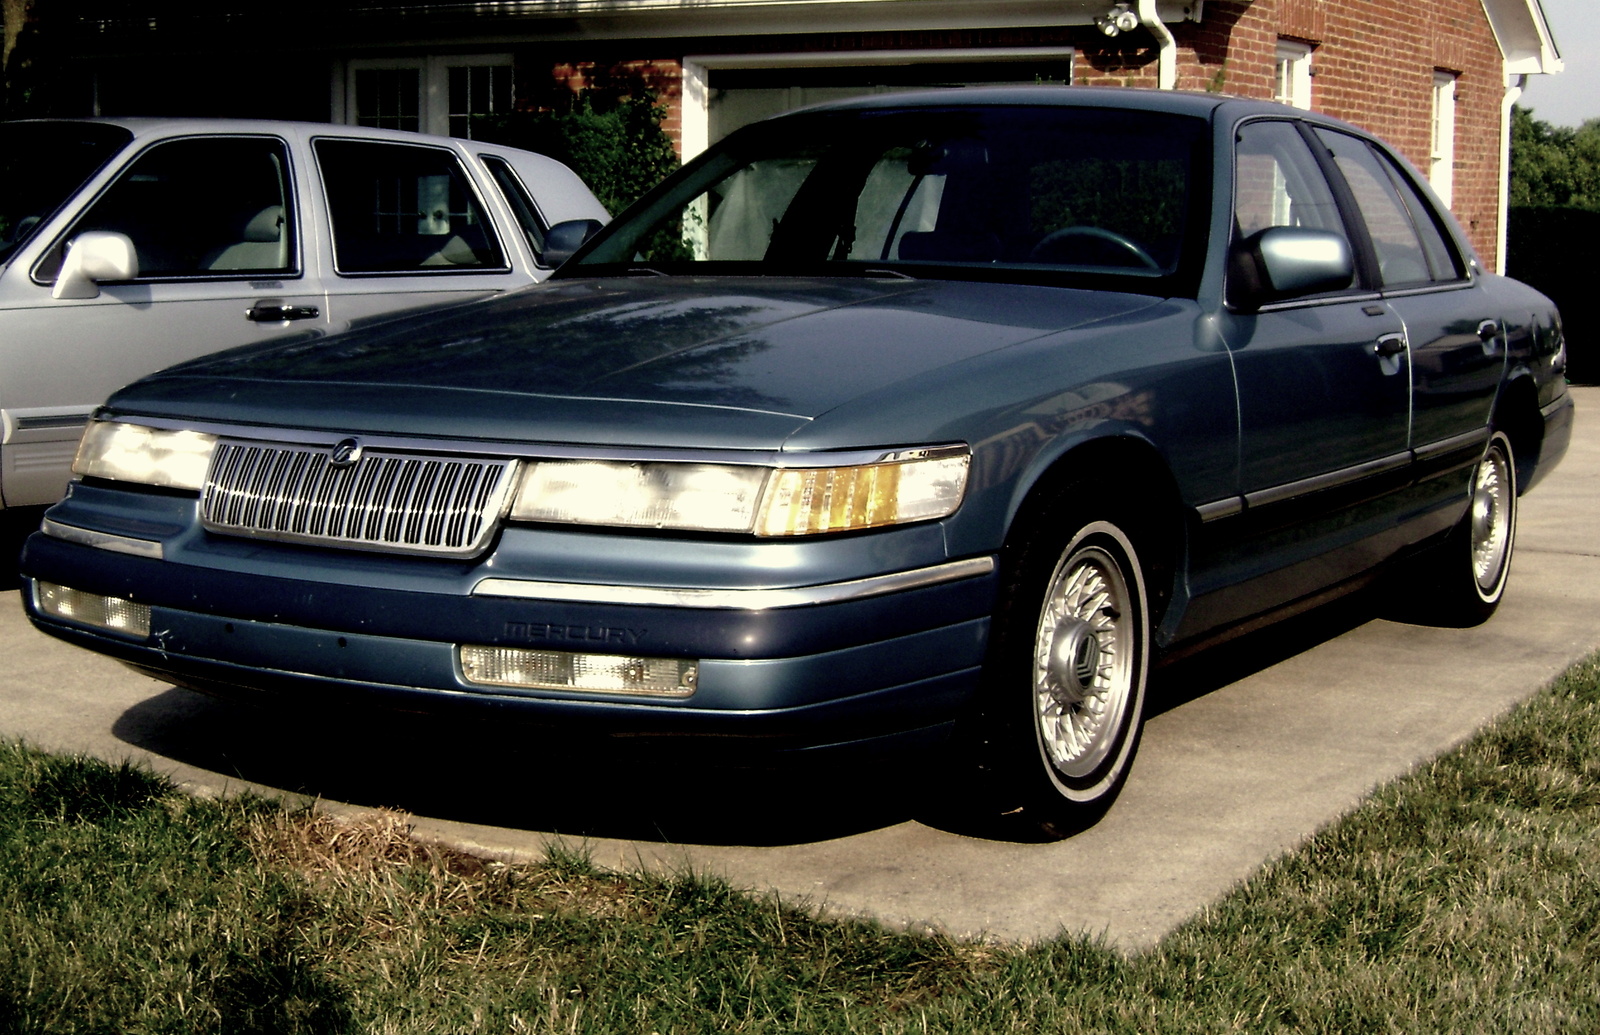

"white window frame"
[680,47,1075,162]
[1274,41,1313,110]
[1431,71,1458,208]
[335,54,514,138]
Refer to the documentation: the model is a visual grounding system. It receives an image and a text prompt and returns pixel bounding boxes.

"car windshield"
[0,122,133,265]
[568,104,1206,285]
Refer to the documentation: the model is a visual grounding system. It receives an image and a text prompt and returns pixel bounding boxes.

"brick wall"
[1158,0,1505,265]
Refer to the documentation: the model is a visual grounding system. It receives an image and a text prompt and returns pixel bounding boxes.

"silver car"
[0,117,608,508]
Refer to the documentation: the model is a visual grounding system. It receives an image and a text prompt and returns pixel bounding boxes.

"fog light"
[459,645,698,697]
[34,581,150,638]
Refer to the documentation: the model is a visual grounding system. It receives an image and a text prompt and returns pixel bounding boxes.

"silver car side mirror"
[52,231,140,300]
[1249,227,1354,301]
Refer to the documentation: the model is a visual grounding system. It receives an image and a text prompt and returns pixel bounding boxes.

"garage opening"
[682,48,1076,159]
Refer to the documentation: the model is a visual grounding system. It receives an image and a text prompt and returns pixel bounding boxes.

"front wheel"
[979,514,1151,837]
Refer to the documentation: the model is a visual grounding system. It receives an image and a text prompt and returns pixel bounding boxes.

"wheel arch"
[1493,373,1543,494]
[998,432,1187,632]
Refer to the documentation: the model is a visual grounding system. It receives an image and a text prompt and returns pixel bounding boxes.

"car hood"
[111,277,1165,450]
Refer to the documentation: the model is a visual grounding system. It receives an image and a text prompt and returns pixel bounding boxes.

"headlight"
[72,420,217,491]
[510,447,969,536]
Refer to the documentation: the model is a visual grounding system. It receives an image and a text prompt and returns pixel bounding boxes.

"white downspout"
[1498,72,1526,275]
[1138,0,1178,90]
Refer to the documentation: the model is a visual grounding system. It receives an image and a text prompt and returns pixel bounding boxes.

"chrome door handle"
[1478,319,1501,354]
[247,303,319,322]
[1373,333,1407,358]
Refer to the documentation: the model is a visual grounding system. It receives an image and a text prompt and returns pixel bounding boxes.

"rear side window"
[36,136,293,281]
[480,155,549,265]
[1315,129,1463,286]
[315,139,507,274]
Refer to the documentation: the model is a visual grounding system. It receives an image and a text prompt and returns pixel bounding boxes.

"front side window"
[0,122,132,266]
[1233,120,1346,238]
[315,139,507,274]
[1228,120,1352,306]
[569,105,1205,289]
[35,136,294,282]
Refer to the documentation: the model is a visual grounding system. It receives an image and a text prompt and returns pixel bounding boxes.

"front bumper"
[21,486,998,755]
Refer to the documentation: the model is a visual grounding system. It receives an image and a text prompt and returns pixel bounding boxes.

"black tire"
[978,508,1152,838]
[1410,430,1518,627]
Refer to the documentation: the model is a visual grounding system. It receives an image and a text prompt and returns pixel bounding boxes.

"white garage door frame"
[680,47,1077,161]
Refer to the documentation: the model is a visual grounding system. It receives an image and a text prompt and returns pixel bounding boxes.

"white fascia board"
[422,0,1201,41]
[1480,0,1564,75]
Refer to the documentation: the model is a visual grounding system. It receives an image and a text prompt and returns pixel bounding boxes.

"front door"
[0,134,326,506]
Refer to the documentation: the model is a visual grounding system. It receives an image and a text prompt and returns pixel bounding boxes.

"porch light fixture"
[1097,3,1141,36]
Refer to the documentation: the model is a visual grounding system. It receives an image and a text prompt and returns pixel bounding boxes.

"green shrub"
[472,90,680,216]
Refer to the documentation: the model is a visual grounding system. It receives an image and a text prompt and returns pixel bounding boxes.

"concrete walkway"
[2,387,1595,951]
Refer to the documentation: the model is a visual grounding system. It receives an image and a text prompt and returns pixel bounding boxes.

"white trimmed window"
[1274,41,1313,110]
[1431,71,1458,208]
[340,55,514,139]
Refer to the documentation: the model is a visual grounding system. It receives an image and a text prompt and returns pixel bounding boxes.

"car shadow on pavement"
[109,589,1381,849]
[0,507,46,587]
[112,686,931,847]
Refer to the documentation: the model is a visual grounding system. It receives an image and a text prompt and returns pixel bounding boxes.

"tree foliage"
[471,90,680,217]
[1509,105,1600,211]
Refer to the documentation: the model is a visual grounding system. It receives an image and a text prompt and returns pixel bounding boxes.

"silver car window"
[35,136,294,282]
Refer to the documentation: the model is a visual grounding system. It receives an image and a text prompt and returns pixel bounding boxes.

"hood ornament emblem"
[329,437,363,468]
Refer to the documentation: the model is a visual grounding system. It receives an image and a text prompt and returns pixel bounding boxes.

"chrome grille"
[200,439,517,557]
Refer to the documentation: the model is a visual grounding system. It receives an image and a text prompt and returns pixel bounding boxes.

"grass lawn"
[1,653,1597,1034]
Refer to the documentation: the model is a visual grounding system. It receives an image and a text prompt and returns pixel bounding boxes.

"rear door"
[1312,128,1503,461]
[310,137,528,326]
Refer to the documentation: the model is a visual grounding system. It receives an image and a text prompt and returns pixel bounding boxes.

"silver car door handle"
[1478,319,1502,354]
[247,303,320,322]
[1373,333,1407,358]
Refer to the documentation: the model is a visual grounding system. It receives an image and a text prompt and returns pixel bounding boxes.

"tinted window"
[1233,121,1346,237]
[35,136,293,281]
[1228,120,1353,305]
[1315,129,1446,287]
[481,155,549,263]
[573,106,1206,285]
[316,139,506,274]
[0,122,132,265]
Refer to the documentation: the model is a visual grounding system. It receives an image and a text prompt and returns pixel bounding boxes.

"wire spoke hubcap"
[1033,545,1133,778]
[1471,445,1512,592]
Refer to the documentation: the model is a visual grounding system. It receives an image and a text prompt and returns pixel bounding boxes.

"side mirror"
[1233,227,1353,308]
[541,219,605,268]
[52,231,139,300]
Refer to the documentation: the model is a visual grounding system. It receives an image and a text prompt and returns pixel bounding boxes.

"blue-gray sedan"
[20,88,1572,834]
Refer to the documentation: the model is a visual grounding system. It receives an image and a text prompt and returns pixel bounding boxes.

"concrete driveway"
[2,387,1595,951]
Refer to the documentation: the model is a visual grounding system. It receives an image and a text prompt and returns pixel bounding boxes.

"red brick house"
[29,0,1561,270]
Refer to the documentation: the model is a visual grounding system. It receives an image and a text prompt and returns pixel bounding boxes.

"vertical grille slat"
[200,438,516,558]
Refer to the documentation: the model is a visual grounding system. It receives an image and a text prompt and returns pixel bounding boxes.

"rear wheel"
[980,510,1151,837]
[1411,430,1517,626]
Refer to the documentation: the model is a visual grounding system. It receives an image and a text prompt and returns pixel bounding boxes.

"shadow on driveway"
[108,587,1381,849]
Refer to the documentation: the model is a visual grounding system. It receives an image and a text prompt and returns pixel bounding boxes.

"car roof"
[772,84,1367,136]
[4,115,480,150]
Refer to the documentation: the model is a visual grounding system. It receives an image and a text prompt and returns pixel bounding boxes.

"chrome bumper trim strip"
[42,517,164,560]
[473,556,997,611]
